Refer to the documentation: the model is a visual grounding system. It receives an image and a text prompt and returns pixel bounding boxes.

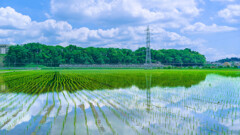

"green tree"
[4,43,206,67]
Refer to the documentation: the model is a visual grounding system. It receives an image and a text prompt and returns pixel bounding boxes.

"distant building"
[233,62,240,68]
[234,62,240,67]
[0,44,10,54]
[211,62,222,67]
[223,62,231,67]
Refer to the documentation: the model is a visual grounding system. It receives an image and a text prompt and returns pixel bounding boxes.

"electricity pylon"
[145,26,152,68]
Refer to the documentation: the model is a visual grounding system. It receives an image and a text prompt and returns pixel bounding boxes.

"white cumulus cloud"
[181,22,237,33]
[0,7,121,46]
[50,0,200,28]
[0,6,202,51]
[0,7,31,29]
[218,4,240,22]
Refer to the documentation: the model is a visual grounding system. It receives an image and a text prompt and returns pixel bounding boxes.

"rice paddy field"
[0,69,240,135]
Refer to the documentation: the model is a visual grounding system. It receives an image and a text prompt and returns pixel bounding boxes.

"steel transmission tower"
[145,26,151,66]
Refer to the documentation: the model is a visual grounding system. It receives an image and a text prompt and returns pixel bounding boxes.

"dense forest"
[217,57,240,63]
[4,43,206,67]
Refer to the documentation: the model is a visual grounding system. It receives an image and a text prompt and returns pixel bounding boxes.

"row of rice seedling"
[3,95,37,131]
[31,77,60,133]
[71,72,189,134]
[24,92,50,135]
[90,91,144,122]
[79,91,143,135]
[1,70,240,134]
[64,89,89,135]
[0,72,53,131]
[0,79,44,109]
[63,91,77,135]
[33,102,55,133]
[82,91,118,135]
[15,73,58,132]
[74,92,100,135]
[96,102,116,135]
[0,72,43,107]
[79,103,89,135]
[92,90,180,134]
[44,92,63,135]
[89,102,105,134]
[0,70,50,117]
[60,103,69,135]
[1,71,135,134]
[32,74,71,135]
[1,69,240,94]
[99,85,206,133]
[0,95,31,124]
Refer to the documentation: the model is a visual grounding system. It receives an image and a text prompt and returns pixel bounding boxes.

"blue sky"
[0,0,239,61]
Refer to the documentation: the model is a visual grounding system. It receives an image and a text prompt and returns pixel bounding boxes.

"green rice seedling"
[1,69,240,134]
[79,104,89,135]
[74,104,76,135]
[32,103,55,134]
[1,74,53,130]
[20,88,50,133]
[89,102,105,134]
[60,104,69,135]
[64,90,77,135]
[81,91,145,134]
[97,102,116,135]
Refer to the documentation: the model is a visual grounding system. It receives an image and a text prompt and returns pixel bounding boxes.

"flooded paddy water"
[0,69,240,135]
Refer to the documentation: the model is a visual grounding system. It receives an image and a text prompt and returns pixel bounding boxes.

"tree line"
[4,43,206,67]
[216,57,240,63]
